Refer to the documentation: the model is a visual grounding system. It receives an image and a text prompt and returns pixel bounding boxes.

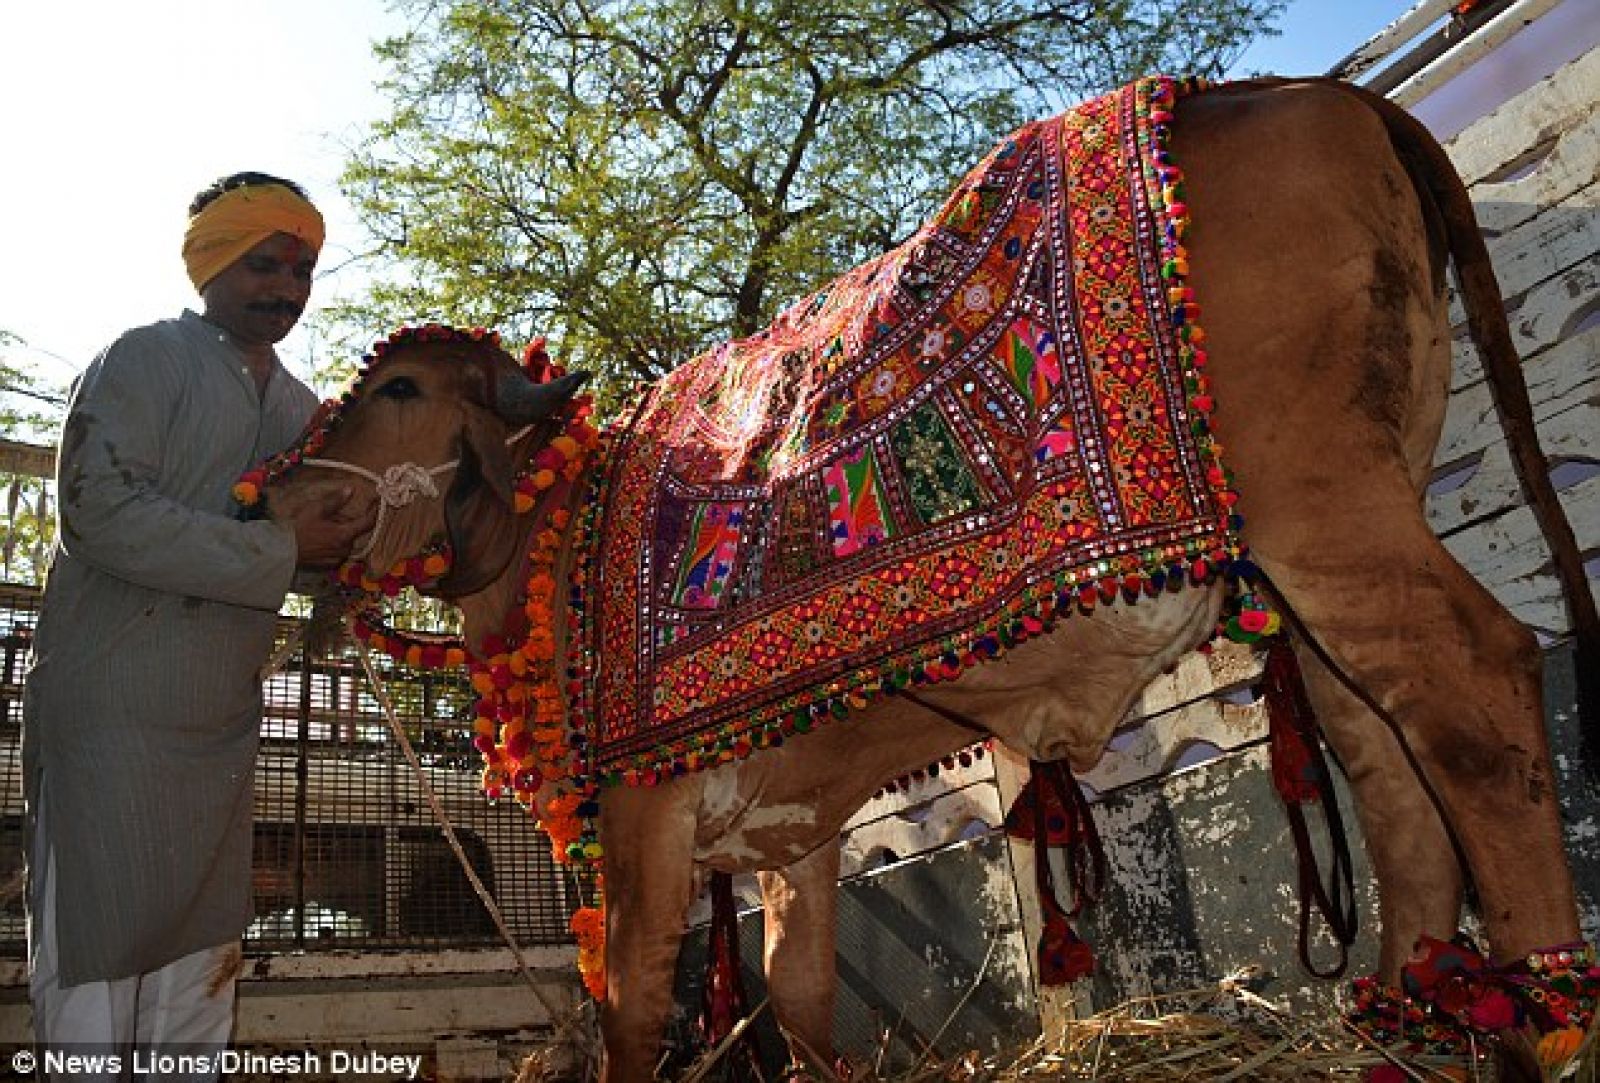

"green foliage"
[0,329,66,585]
[0,473,53,586]
[330,0,1284,404]
[0,329,64,438]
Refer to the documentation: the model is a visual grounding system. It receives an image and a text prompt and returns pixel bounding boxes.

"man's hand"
[285,486,376,569]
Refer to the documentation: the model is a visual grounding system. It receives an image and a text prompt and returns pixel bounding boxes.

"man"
[22,173,373,1070]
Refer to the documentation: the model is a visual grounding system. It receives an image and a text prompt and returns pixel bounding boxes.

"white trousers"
[28,784,237,1082]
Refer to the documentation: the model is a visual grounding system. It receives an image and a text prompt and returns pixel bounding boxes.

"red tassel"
[701,874,744,1044]
[1402,934,1486,1011]
[1010,760,1107,985]
[1260,634,1359,977]
[1038,908,1096,985]
[699,873,763,1077]
[1265,637,1321,804]
[1004,772,1076,845]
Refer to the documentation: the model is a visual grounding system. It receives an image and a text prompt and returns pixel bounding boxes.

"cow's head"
[252,326,587,601]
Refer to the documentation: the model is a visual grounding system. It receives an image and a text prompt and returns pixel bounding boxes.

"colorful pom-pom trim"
[1348,937,1600,1066]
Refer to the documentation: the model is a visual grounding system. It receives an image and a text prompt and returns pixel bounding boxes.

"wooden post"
[990,743,1092,1042]
[0,439,55,480]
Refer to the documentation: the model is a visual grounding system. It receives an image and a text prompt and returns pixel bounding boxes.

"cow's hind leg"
[1289,639,1463,979]
[758,840,843,1075]
[1256,504,1579,965]
[597,783,700,1083]
[1174,79,1579,967]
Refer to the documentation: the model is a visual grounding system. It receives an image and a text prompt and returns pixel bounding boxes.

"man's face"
[199,232,316,347]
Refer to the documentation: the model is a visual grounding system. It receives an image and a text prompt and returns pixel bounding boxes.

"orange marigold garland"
[465,385,602,834]
[455,339,609,999]
[569,884,607,1000]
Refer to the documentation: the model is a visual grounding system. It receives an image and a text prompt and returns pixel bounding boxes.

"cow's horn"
[492,368,590,426]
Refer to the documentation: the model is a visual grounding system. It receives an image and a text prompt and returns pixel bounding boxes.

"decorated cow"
[249,76,1599,1079]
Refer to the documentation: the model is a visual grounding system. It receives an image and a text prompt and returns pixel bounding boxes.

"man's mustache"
[247,300,304,319]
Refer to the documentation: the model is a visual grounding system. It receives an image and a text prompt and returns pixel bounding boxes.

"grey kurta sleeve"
[55,331,298,611]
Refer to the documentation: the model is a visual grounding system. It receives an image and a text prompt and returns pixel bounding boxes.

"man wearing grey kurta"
[23,173,372,1070]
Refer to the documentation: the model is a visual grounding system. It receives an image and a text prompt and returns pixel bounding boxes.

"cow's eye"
[375,376,420,401]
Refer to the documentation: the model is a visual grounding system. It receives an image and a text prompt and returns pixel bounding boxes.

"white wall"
[1408,0,1600,138]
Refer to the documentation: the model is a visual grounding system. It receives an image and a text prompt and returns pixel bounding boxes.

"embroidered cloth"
[572,77,1235,786]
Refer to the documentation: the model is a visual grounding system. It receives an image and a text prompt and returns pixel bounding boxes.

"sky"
[0,0,1424,415]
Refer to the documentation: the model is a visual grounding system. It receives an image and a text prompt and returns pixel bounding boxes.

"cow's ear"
[460,408,515,507]
[435,426,523,599]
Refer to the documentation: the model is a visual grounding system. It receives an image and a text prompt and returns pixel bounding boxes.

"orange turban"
[181,184,325,292]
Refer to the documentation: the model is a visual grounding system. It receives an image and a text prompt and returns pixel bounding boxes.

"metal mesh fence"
[0,582,580,959]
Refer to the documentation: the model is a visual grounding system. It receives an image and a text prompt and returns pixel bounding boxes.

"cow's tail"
[1335,79,1599,731]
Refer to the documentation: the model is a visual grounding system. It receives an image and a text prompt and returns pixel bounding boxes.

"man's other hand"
[286,486,376,568]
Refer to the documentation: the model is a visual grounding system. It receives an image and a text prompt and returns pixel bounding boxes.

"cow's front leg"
[597,779,701,1083]
[759,839,843,1075]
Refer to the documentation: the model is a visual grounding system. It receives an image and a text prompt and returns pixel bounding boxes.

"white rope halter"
[299,456,457,560]
[299,425,534,563]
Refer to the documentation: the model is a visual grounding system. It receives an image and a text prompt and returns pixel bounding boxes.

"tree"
[0,330,67,585]
[334,0,1284,400]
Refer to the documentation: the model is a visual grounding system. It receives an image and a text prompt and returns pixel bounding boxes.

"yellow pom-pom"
[533,469,557,490]
[232,481,259,505]
[550,435,579,459]
[423,553,449,576]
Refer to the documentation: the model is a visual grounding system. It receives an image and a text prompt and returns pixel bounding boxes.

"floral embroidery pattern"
[568,77,1237,785]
